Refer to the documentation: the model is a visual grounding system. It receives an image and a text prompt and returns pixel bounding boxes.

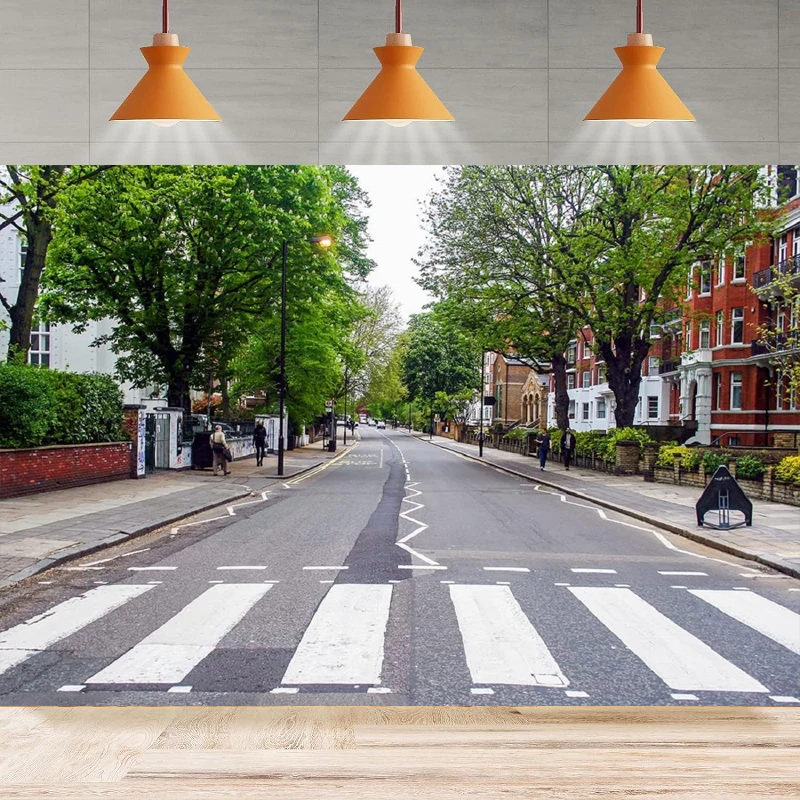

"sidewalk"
[419,434,800,580]
[0,438,354,591]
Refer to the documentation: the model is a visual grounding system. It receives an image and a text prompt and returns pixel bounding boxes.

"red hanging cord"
[636,0,643,33]
[163,0,169,33]
[396,0,402,33]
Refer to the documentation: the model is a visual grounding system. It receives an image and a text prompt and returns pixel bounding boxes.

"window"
[732,252,746,281]
[684,321,692,350]
[716,310,724,347]
[714,372,722,410]
[568,400,576,419]
[699,319,711,349]
[597,399,606,419]
[647,396,659,420]
[582,402,590,422]
[686,265,694,298]
[648,356,659,374]
[778,234,788,264]
[731,307,744,344]
[597,366,607,384]
[567,373,576,390]
[730,372,743,410]
[794,227,800,259]
[582,370,592,388]
[777,306,786,334]
[777,165,800,203]
[715,262,726,286]
[28,323,51,367]
[699,262,712,295]
[580,339,589,360]
[566,344,577,364]
[19,241,27,284]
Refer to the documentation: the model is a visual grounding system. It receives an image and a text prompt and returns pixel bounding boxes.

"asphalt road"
[0,426,798,706]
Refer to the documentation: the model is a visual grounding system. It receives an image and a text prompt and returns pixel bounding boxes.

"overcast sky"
[346,165,444,323]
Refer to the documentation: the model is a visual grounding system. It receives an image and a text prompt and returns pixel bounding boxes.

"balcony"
[750,333,800,361]
[753,254,800,292]
[658,359,680,375]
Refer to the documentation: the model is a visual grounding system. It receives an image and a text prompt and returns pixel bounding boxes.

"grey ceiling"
[0,0,796,164]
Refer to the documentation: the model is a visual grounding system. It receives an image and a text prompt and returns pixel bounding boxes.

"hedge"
[656,445,701,471]
[775,455,800,485]
[0,363,126,449]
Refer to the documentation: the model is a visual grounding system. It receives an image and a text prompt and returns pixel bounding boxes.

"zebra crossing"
[0,579,797,700]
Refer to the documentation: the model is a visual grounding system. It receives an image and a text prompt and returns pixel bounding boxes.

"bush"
[775,455,800,485]
[575,430,607,457]
[0,363,125,449]
[503,427,530,441]
[549,428,564,450]
[702,450,730,475]
[656,445,701,471]
[596,427,655,461]
[735,455,766,480]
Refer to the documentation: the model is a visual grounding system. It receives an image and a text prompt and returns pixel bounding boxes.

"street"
[0,426,797,707]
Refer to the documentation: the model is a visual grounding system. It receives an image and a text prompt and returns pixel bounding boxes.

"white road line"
[127,566,177,572]
[367,687,392,694]
[398,565,447,570]
[302,566,349,571]
[614,584,631,588]
[471,687,494,695]
[688,590,800,655]
[565,690,590,698]
[0,585,153,677]
[208,580,224,584]
[554,583,571,587]
[571,568,617,574]
[85,584,272,684]
[37,582,53,585]
[449,585,569,688]
[57,685,85,693]
[659,571,708,576]
[483,567,530,573]
[271,687,298,694]
[569,587,768,693]
[63,566,105,572]
[671,586,688,590]
[395,542,439,566]
[671,693,699,701]
[121,549,151,558]
[771,695,800,703]
[440,580,456,584]
[167,686,192,693]
[319,580,334,584]
[496,581,511,585]
[217,566,267,571]
[281,584,392,685]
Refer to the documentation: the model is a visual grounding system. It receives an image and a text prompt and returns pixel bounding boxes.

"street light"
[275,233,333,477]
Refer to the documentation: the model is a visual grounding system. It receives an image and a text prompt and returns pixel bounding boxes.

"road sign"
[696,465,752,529]
[325,400,333,409]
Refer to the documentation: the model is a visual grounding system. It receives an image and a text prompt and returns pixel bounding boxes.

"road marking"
[395,542,439,566]
[733,587,751,591]
[659,571,708,576]
[397,482,427,544]
[671,586,688,589]
[85,583,272,684]
[289,442,358,484]
[302,566,349,571]
[0,585,153,677]
[93,581,108,585]
[367,687,392,694]
[282,584,393,685]
[471,687,494,695]
[571,568,617,574]
[63,566,105,572]
[147,581,163,585]
[398,565,447,570]
[320,580,334,584]
[688,590,800,655]
[614,584,631,588]
[483,567,530,573]
[271,687,298,694]
[565,690,590,698]
[57,685,85,693]
[569,587,768,693]
[217,566,268,571]
[440,580,456,584]
[38,581,53,585]
[770,695,800,703]
[282,483,291,489]
[208,580,224,584]
[671,693,699,701]
[127,566,177,572]
[170,515,230,536]
[450,585,569,688]
[167,686,192,693]
[496,581,511,585]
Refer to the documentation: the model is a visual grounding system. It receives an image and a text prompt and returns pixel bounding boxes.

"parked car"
[376,420,386,429]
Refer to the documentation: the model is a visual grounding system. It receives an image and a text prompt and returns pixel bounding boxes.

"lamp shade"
[344,40,453,124]
[584,43,694,124]
[111,38,220,123]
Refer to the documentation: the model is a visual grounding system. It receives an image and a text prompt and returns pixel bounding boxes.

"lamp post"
[479,352,485,458]
[275,234,332,477]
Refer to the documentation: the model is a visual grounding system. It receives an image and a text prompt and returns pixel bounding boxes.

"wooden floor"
[0,706,798,798]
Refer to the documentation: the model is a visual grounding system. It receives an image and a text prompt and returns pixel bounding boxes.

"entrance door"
[145,412,171,471]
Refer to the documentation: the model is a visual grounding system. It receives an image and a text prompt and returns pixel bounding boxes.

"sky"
[346,165,444,322]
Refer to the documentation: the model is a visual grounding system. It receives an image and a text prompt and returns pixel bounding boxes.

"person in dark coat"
[253,421,267,467]
[536,429,551,471]
[562,426,576,471]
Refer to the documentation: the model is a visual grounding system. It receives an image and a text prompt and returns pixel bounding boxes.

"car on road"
[376,420,386,429]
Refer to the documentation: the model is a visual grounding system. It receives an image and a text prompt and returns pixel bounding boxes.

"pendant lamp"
[584,0,694,127]
[111,0,220,127]
[344,0,453,127]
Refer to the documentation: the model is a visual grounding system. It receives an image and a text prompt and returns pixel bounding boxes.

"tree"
[39,165,373,410]
[0,165,111,362]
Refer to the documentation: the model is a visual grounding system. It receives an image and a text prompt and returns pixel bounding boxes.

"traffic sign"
[325,400,333,409]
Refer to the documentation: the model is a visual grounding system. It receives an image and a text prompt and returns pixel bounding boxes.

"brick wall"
[0,442,133,499]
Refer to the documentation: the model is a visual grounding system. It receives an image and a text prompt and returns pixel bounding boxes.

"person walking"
[210,425,230,476]
[536,429,551,471]
[253,421,267,467]
[562,426,576,471]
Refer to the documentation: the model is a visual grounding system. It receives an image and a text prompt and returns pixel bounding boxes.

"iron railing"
[753,254,800,290]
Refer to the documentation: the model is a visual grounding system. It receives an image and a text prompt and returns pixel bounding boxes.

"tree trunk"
[220,374,231,417]
[167,378,190,413]
[599,337,650,428]
[550,352,570,431]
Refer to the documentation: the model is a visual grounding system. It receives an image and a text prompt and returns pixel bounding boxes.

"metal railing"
[751,333,799,357]
[658,359,680,375]
[753,254,800,290]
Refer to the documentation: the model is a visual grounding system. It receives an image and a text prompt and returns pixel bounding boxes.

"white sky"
[347,165,443,322]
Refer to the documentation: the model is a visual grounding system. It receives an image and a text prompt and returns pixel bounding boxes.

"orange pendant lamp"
[111,0,220,127]
[344,0,453,127]
[584,0,694,127]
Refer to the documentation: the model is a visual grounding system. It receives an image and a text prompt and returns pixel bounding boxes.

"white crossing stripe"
[571,568,617,574]
[659,571,708,576]
[449,585,569,687]
[85,584,272,684]
[688,590,800,655]
[282,584,393,685]
[0,585,154,677]
[569,587,767,693]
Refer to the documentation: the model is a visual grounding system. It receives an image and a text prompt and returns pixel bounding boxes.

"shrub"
[575,430,607,457]
[503,427,530,441]
[775,455,800,485]
[549,428,564,450]
[735,455,766,480]
[0,363,125,449]
[596,427,655,461]
[656,445,701,471]
[702,450,730,475]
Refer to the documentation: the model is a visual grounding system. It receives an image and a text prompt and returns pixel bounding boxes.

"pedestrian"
[209,424,230,476]
[536,429,551,471]
[562,426,576,471]
[253,421,267,467]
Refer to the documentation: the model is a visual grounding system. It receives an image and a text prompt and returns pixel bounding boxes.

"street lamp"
[275,233,333,477]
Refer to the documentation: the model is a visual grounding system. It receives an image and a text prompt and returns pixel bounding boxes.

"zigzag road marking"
[170,491,271,537]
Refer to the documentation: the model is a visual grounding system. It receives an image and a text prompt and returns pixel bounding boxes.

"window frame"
[581,402,590,422]
[596,398,606,419]
[699,319,711,349]
[28,322,51,368]
[731,307,745,345]
[647,396,659,420]
[582,370,592,389]
[715,310,724,347]
[730,371,743,410]
[732,252,746,282]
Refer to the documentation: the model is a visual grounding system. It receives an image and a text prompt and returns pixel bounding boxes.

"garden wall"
[0,442,132,499]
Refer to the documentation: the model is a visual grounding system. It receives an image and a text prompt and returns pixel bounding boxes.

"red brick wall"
[0,442,133,499]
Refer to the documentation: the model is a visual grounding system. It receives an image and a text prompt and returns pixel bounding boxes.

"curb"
[0,486,253,593]
[256,461,324,479]
[423,438,800,581]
